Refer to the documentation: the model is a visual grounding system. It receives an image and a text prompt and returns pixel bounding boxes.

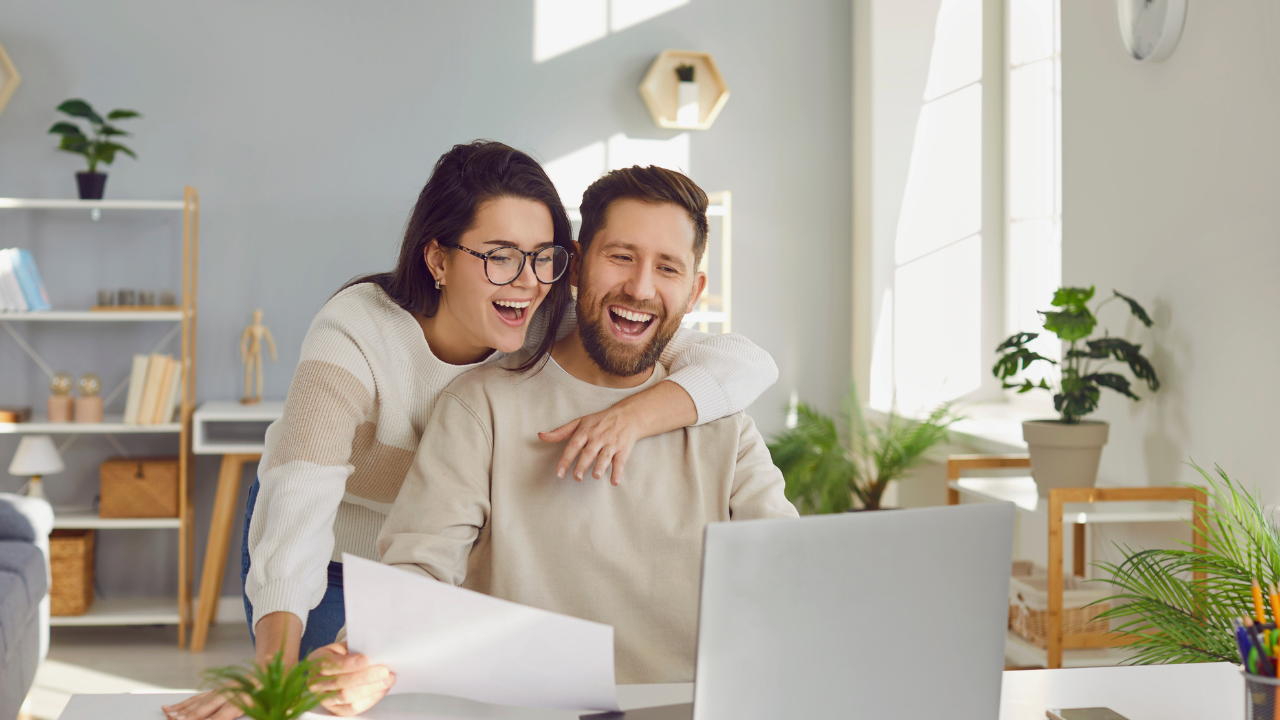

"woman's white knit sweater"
[243,282,778,632]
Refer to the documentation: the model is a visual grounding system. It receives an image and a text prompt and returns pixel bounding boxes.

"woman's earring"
[434,277,442,290]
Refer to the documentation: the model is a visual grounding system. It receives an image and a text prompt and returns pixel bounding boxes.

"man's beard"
[577,286,685,378]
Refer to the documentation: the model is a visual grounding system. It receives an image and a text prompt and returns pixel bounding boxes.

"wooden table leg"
[1073,523,1087,579]
[1047,490,1064,670]
[191,453,259,652]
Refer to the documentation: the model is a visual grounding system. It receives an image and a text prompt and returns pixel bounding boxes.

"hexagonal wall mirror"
[640,50,729,131]
[0,39,20,117]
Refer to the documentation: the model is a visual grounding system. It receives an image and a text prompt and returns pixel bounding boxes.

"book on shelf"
[0,248,51,312]
[123,355,150,425]
[132,353,176,426]
[162,361,184,424]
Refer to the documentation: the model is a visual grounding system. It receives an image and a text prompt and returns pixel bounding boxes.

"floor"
[22,622,254,720]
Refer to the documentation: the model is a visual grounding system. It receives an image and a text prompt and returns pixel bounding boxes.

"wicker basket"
[1008,563,1110,649]
[50,529,95,616]
[100,456,179,518]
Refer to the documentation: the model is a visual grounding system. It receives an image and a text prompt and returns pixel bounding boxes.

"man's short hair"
[577,165,710,265]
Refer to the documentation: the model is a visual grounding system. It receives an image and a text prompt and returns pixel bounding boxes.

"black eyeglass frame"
[441,242,573,286]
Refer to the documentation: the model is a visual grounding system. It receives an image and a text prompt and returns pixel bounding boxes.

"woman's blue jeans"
[241,478,346,660]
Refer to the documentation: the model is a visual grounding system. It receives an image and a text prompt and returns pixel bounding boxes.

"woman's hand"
[539,380,697,486]
[309,642,396,716]
[162,690,243,720]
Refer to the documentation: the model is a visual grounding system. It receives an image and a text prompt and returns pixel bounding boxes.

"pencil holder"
[1244,670,1280,719]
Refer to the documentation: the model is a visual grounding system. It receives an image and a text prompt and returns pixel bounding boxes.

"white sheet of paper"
[343,554,621,711]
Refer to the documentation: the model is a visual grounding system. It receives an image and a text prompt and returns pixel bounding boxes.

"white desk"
[55,663,1243,719]
[189,401,283,651]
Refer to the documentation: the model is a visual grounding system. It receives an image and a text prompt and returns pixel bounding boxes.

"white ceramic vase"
[1022,420,1109,497]
[676,80,699,126]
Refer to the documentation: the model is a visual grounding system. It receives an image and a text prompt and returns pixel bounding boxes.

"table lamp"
[8,435,64,501]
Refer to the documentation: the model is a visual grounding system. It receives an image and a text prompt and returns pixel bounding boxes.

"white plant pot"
[1022,420,1109,497]
[676,80,700,126]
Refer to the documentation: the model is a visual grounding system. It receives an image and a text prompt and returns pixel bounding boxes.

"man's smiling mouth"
[608,305,656,337]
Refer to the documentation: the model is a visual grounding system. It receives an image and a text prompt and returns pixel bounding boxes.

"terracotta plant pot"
[76,171,107,200]
[1022,420,1109,497]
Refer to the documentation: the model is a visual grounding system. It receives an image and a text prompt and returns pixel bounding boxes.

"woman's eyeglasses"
[443,243,572,286]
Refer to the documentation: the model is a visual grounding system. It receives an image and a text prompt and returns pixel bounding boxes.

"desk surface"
[57,663,1242,720]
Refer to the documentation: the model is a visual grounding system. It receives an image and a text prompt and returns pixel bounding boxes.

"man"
[378,165,798,685]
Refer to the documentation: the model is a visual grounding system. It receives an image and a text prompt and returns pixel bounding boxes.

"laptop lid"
[690,503,1015,720]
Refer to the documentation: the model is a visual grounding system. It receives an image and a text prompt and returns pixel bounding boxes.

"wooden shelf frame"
[946,454,1208,669]
[0,187,199,646]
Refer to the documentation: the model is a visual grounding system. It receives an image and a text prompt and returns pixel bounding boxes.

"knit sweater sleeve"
[377,391,493,585]
[244,296,377,634]
[524,303,779,425]
[728,413,801,520]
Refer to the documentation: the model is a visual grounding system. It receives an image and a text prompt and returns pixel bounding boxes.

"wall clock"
[1117,0,1187,62]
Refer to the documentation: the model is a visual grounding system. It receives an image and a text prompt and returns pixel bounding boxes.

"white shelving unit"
[1,190,199,643]
[0,311,184,322]
[1,416,182,434]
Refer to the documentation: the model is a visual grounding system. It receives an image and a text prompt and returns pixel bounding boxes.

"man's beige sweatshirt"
[378,352,799,685]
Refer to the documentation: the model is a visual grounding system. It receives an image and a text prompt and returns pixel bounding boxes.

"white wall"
[1062,2,1280,498]
[0,0,852,598]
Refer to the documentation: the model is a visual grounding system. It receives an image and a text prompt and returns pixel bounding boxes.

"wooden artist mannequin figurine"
[240,309,277,404]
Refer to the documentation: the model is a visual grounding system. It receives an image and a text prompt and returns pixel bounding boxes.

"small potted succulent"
[768,385,959,513]
[48,99,141,200]
[992,286,1160,495]
[674,63,699,127]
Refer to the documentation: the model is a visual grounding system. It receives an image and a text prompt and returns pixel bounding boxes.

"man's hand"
[309,642,396,716]
[539,405,641,486]
[539,380,697,486]
[162,691,243,720]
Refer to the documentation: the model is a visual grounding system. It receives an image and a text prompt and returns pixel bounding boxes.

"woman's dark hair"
[343,140,572,372]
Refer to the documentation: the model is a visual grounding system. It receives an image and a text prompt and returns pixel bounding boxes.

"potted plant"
[201,644,335,720]
[767,386,959,513]
[47,99,141,200]
[1094,463,1269,665]
[992,286,1160,495]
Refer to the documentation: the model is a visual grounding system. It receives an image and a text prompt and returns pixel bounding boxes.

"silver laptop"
[587,502,1015,720]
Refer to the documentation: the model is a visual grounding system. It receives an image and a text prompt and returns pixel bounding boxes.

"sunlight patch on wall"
[543,134,690,209]
[534,0,690,62]
[610,0,690,32]
[534,0,607,63]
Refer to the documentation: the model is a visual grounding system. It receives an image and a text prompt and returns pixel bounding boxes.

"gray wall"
[1062,2,1280,498]
[0,1,852,599]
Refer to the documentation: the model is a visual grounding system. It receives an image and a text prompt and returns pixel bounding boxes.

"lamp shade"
[8,435,64,476]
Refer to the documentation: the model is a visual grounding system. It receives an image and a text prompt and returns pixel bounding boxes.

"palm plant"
[767,386,959,513]
[201,644,335,720]
[1095,462,1279,665]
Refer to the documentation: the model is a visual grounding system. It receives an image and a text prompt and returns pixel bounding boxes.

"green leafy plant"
[767,386,959,512]
[201,645,335,720]
[1094,462,1278,665]
[992,286,1160,423]
[675,64,695,82]
[48,99,141,173]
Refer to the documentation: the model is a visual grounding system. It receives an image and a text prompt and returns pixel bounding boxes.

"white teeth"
[494,299,531,308]
[612,307,653,323]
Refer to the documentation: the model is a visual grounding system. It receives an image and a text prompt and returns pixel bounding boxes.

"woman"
[164,141,775,720]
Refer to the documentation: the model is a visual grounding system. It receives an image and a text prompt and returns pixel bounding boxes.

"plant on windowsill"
[1093,462,1266,666]
[201,642,335,720]
[767,386,959,512]
[992,286,1160,495]
[47,99,141,200]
